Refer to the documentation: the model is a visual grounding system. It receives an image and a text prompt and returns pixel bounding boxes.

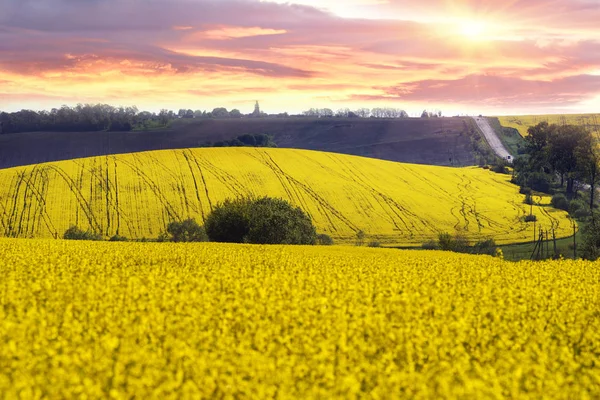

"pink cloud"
[0,0,598,113]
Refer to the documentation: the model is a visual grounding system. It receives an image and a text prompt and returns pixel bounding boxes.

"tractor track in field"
[72,158,135,237]
[182,150,207,221]
[323,153,438,236]
[118,156,181,224]
[48,165,102,234]
[184,150,213,211]
[251,150,358,233]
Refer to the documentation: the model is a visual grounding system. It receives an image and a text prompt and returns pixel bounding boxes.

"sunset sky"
[1,0,599,116]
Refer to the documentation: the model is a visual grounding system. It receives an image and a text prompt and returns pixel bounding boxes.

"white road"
[472,116,513,163]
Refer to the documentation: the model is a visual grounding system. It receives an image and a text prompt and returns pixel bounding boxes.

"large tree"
[575,131,600,209]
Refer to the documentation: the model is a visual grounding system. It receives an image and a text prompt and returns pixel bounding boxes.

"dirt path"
[472,117,513,163]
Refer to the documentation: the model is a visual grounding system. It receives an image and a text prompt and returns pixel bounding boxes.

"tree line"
[1,102,448,134]
[0,104,173,134]
[513,122,598,208]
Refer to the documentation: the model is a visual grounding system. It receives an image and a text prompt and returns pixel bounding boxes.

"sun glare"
[460,21,485,38]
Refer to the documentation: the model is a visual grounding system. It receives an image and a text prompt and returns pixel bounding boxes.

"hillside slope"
[0,148,570,245]
[498,114,600,137]
[0,117,475,169]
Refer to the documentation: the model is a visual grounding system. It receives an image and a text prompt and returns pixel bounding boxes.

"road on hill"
[472,117,513,163]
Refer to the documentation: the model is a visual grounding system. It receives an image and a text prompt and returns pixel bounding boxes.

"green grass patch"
[486,117,526,157]
[500,222,581,261]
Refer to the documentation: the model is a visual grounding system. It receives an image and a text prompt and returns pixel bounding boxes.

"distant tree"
[421,110,430,118]
[204,198,250,243]
[245,197,316,245]
[205,197,316,245]
[229,109,242,118]
[212,107,229,118]
[316,233,334,245]
[166,219,208,242]
[158,109,171,126]
[354,108,371,118]
[580,219,600,260]
[63,226,103,241]
[576,132,600,209]
[355,230,366,246]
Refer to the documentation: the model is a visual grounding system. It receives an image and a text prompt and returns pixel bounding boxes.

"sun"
[460,21,486,38]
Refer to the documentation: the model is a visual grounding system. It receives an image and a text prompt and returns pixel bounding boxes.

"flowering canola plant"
[0,148,570,245]
[0,238,599,398]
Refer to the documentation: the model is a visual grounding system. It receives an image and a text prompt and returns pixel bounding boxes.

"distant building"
[252,101,261,117]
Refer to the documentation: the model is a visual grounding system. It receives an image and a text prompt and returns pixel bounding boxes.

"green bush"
[573,208,591,220]
[422,240,439,250]
[109,234,128,242]
[569,199,589,219]
[524,214,537,222]
[551,193,569,211]
[205,197,316,245]
[204,198,250,243]
[63,226,103,241]
[437,232,469,252]
[166,219,208,242]
[245,197,316,245]
[472,238,498,256]
[367,241,381,248]
[355,230,366,246]
[316,233,334,245]
[580,221,600,260]
[520,187,532,195]
[517,173,552,194]
[524,194,534,205]
[492,162,509,174]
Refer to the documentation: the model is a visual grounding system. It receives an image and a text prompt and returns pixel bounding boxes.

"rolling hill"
[0,147,570,245]
[498,114,600,137]
[0,117,477,169]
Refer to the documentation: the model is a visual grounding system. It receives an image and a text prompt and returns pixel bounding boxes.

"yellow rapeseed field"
[0,238,599,398]
[498,114,600,137]
[0,148,571,245]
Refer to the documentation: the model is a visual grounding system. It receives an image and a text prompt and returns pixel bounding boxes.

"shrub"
[367,241,381,248]
[520,187,532,195]
[245,197,316,245]
[524,214,537,222]
[156,232,170,242]
[569,199,588,217]
[580,221,600,260]
[551,193,569,211]
[166,219,208,242]
[573,208,591,220]
[438,232,454,251]
[63,226,103,241]
[438,232,469,252]
[355,230,366,246]
[316,233,334,246]
[492,163,509,174]
[472,238,498,256]
[204,198,250,243]
[205,196,316,245]
[109,234,128,242]
[422,240,439,250]
[528,172,553,193]
[524,194,534,205]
